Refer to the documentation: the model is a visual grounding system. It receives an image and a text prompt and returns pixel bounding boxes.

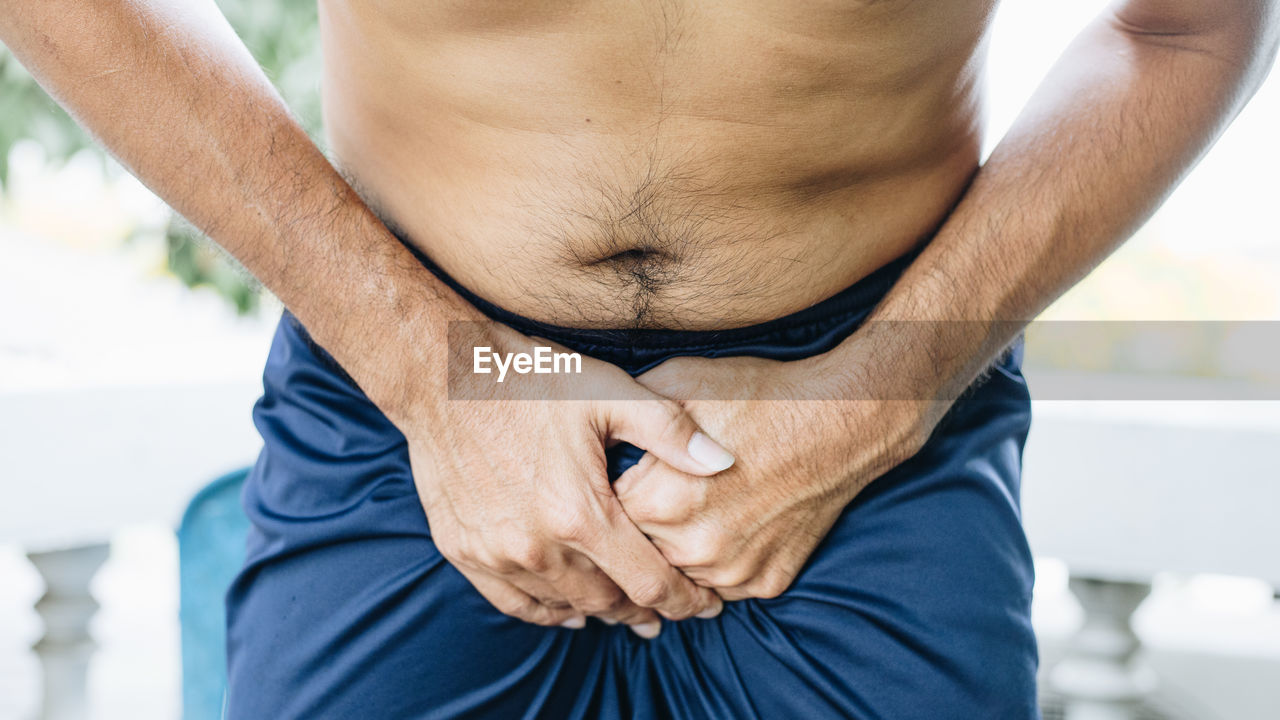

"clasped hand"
[618,353,926,601]
[407,322,926,635]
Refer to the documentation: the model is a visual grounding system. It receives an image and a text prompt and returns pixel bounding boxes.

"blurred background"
[1,0,1278,719]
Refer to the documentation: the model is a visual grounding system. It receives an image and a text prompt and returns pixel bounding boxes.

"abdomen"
[319,0,997,329]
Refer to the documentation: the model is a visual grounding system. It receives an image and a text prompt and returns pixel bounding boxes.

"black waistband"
[396,235,918,354]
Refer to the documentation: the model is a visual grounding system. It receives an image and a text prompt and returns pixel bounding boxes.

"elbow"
[1209,9,1280,110]
[1252,2,1280,92]
[1222,4,1280,101]
[1110,1,1277,54]
[1110,0,1280,94]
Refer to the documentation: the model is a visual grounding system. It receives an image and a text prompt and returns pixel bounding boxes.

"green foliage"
[214,0,324,137]
[0,0,323,315]
[166,216,263,314]
[0,54,97,188]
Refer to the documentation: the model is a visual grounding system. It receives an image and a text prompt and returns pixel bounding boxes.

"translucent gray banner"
[446,321,1280,401]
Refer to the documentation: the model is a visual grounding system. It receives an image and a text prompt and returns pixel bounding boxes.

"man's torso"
[319,0,998,329]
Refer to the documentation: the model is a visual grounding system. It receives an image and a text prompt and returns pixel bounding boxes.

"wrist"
[823,252,1019,408]
[395,316,549,428]
[298,239,483,430]
[804,321,959,467]
[790,351,932,501]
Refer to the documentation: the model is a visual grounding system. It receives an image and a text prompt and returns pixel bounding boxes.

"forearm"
[825,3,1279,422]
[0,0,479,420]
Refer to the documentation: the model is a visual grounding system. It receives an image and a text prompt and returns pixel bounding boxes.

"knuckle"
[747,567,795,599]
[616,607,657,626]
[752,578,789,599]
[545,509,593,545]
[497,595,537,620]
[707,566,753,589]
[500,533,550,572]
[652,484,699,524]
[577,590,626,615]
[629,579,672,608]
[471,544,505,570]
[667,597,702,621]
[533,592,573,610]
[527,606,562,627]
[656,398,685,421]
[655,399,688,437]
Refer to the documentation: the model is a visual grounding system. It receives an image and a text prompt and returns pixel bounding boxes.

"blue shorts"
[226,249,1039,719]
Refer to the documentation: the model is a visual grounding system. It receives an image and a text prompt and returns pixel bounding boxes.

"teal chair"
[178,467,252,720]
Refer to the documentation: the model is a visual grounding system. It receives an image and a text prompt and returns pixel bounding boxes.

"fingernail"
[696,600,723,619]
[600,617,619,626]
[630,622,662,639]
[688,432,735,472]
[560,616,586,629]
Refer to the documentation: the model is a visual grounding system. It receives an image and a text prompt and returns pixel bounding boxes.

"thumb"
[600,396,735,477]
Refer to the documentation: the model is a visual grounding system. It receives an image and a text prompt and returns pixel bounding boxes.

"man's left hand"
[615,352,931,601]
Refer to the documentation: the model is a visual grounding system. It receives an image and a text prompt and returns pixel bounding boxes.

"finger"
[688,568,752,602]
[613,451,659,499]
[505,557,662,626]
[457,566,583,628]
[576,500,721,621]
[714,585,753,603]
[600,394,734,477]
[710,577,789,603]
[691,561,798,603]
[632,358,697,398]
[615,459,705,526]
[546,554,663,627]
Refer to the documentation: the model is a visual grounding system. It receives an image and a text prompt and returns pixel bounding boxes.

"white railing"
[1023,372,1280,720]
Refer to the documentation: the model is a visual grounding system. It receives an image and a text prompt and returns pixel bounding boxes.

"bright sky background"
[987,0,1280,320]
[1,0,1278,387]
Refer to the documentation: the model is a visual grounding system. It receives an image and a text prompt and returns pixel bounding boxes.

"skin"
[619,353,894,601]
[416,325,730,632]
[321,0,995,329]
[1,0,1276,640]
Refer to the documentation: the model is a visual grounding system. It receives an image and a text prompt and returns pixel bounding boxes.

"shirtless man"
[3,0,1276,717]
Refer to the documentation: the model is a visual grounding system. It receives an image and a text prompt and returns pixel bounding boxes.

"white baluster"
[1050,577,1157,720]
[27,544,110,720]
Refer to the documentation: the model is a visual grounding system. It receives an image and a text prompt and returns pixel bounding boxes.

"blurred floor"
[2,536,1279,720]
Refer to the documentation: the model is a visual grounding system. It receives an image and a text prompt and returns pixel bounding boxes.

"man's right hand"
[0,0,730,638]
[404,322,733,636]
